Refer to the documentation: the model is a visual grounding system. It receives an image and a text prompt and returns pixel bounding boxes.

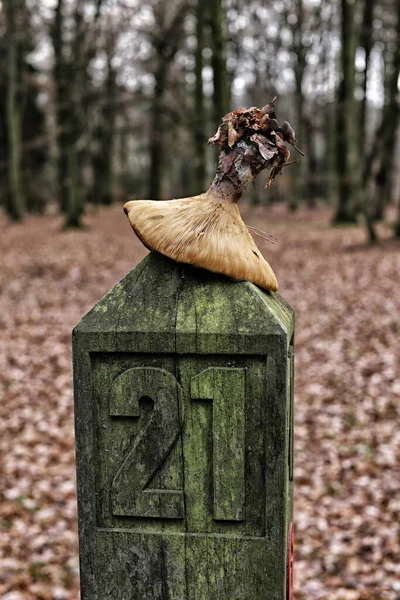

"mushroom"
[124,102,296,292]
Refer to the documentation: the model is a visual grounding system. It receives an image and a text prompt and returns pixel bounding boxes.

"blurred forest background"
[1,0,400,238]
[1,2,400,600]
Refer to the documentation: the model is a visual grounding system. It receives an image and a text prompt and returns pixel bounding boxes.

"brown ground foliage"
[0,205,399,600]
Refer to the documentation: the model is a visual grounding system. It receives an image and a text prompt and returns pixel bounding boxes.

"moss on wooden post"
[73,251,295,599]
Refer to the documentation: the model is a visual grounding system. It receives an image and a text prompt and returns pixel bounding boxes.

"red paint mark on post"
[288,522,294,599]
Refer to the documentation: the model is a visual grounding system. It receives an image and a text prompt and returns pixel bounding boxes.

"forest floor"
[0,204,399,600]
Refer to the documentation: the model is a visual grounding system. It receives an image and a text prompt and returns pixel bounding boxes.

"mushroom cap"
[124,194,278,292]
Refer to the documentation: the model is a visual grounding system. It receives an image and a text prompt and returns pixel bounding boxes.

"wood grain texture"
[73,251,294,599]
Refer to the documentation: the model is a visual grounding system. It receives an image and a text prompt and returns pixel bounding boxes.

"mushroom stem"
[208,139,275,204]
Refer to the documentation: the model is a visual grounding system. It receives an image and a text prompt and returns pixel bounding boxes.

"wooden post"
[73,251,295,599]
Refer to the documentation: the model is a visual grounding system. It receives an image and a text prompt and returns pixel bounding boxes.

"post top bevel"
[73,252,294,354]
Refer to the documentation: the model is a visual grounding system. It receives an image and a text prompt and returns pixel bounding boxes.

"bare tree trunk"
[149,66,167,200]
[52,0,104,224]
[288,0,306,211]
[304,115,319,208]
[358,0,378,243]
[375,2,400,223]
[389,4,400,237]
[193,0,207,194]
[91,42,116,205]
[359,0,374,157]
[63,3,85,227]
[4,0,25,221]
[396,198,400,239]
[147,3,190,199]
[64,145,83,228]
[51,0,70,214]
[63,0,94,227]
[333,0,358,224]
[209,0,229,128]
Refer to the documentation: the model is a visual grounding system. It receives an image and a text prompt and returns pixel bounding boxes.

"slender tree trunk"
[91,51,116,205]
[64,1,87,227]
[118,120,129,175]
[396,202,400,239]
[193,0,207,194]
[390,3,400,237]
[288,0,306,211]
[209,0,229,129]
[304,118,319,208]
[375,2,400,222]
[358,0,378,242]
[359,0,374,157]
[333,0,358,224]
[64,145,84,228]
[147,4,190,200]
[63,0,95,228]
[4,0,25,221]
[149,66,167,199]
[52,0,69,213]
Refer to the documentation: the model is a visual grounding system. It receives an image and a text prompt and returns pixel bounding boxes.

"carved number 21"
[110,366,245,522]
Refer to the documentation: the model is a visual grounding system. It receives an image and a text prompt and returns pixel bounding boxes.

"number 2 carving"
[111,367,185,519]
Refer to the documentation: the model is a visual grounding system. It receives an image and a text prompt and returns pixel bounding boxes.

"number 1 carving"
[110,367,184,519]
[191,368,246,521]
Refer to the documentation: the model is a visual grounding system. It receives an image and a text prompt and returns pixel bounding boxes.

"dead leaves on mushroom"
[250,134,278,162]
[208,100,302,188]
[228,122,240,148]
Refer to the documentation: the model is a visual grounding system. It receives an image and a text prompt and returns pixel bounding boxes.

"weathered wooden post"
[73,251,295,600]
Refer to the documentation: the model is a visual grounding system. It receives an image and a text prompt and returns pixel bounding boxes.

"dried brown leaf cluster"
[208,101,293,187]
[1,206,399,600]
